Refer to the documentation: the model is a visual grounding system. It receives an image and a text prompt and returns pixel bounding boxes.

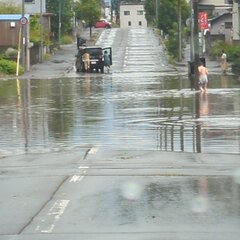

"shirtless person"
[82,51,90,71]
[198,62,209,92]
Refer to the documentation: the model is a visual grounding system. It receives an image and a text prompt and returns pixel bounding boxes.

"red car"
[94,19,111,28]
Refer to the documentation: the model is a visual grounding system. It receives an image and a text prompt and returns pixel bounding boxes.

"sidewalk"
[174,43,225,75]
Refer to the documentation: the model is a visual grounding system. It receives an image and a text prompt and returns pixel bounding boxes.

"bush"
[209,40,229,60]
[0,59,24,75]
[60,35,74,44]
[228,44,240,62]
[5,48,18,59]
[232,57,240,74]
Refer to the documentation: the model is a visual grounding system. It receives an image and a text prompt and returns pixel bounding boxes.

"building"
[119,2,147,28]
[209,12,232,44]
[198,0,240,43]
[0,14,30,48]
[0,0,52,68]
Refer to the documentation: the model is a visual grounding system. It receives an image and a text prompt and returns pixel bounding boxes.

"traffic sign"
[20,16,28,25]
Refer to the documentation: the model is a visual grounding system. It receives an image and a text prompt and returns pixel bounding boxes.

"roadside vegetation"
[0,3,22,76]
[145,0,190,62]
[74,0,101,38]
[209,40,240,74]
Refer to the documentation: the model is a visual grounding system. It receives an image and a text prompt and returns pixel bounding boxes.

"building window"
[124,11,130,15]
[137,10,144,15]
[225,22,232,29]
[128,21,131,26]
[139,21,142,26]
[24,0,35,3]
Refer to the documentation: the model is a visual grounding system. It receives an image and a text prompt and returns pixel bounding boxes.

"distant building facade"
[120,2,147,28]
[209,12,232,44]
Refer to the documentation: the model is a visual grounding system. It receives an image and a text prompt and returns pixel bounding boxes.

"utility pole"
[155,0,158,27]
[193,0,199,90]
[40,0,43,63]
[21,0,25,70]
[178,0,182,62]
[58,0,62,47]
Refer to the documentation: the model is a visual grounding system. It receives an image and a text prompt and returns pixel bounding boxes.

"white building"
[119,2,147,28]
[0,0,46,14]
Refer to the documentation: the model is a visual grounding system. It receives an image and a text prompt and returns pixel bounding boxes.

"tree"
[145,0,190,35]
[145,0,190,61]
[46,0,74,42]
[74,0,101,37]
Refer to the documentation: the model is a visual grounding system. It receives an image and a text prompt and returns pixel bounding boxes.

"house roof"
[209,12,232,23]
[0,14,30,21]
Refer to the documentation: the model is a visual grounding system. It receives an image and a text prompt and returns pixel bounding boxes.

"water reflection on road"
[0,72,239,157]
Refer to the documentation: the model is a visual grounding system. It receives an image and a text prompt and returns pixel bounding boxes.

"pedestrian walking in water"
[220,50,228,74]
[198,61,209,93]
[103,50,111,73]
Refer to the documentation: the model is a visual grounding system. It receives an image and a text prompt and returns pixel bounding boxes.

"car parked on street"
[94,19,111,28]
[75,46,112,73]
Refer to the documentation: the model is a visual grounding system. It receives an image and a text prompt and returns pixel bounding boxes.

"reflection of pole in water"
[199,93,209,116]
[191,177,209,213]
[22,79,31,151]
[195,93,202,153]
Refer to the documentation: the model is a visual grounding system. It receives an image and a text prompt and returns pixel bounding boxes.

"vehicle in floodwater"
[75,46,112,73]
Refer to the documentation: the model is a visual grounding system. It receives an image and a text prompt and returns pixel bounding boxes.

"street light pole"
[193,0,199,90]
[155,0,158,27]
[40,0,43,63]
[21,0,25,69]
[58,0,62,47]
[178,0,182,62]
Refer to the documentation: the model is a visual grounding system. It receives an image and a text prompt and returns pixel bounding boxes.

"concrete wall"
[120,3,147,28]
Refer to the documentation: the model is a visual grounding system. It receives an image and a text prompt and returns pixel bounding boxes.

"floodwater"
[0,28,239,156]
[0,72,239,156]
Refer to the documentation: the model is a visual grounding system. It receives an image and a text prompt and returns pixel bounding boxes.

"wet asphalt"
[0,27,240,240]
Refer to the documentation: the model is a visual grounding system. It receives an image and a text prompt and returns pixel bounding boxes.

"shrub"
[5,48,18,59]
[60,35,74,44]
[228,44,240,62]
[0,59,24,75]
[209,40,228,60]
[232,57,240,75]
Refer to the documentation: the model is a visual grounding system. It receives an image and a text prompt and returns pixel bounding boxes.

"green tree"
[145,0,190,35]
[144,0,155,26]
[145,0,190,61]
[46,0,74,42]
[74,0,101,37]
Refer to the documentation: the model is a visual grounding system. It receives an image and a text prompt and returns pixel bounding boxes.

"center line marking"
[35,199,70,233]
[69,175,84,183]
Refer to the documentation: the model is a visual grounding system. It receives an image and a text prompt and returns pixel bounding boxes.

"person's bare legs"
[199,86,204,92]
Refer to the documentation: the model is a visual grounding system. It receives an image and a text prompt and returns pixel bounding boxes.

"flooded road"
[0,28,239,156]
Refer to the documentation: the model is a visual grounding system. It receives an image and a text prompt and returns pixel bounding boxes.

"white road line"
[78,166,89,169]
[69,175,84,183]
[88,147,99,154]
[35,199,70,233]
